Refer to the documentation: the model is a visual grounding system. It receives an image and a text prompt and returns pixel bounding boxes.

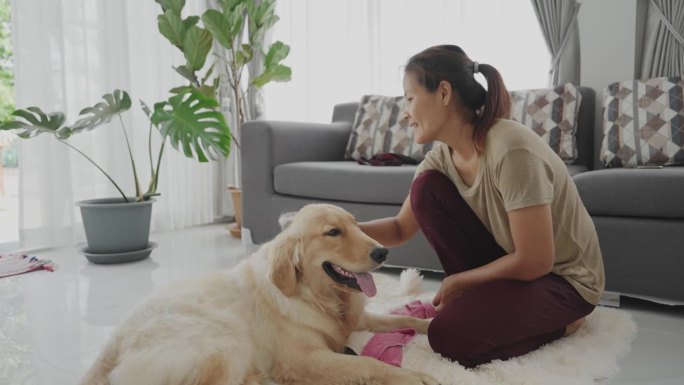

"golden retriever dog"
[80,203,439,385]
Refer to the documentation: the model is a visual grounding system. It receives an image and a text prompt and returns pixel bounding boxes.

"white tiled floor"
[1,223,682,385]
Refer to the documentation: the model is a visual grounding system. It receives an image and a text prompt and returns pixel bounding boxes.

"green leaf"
[183,16,200,30]
[70,89,132,133]
[174,65,198,84]
[202,9,233,49]
[264,41,289,68]
[235,50,245,68]
[235,44,254,68]
[150,90,231,162]
[183,26,213,72]
[227,3,247,41]
[239,44,253,64]
[155,0,185,14]
[0,108,69,139]
[197,85,216,99]
[254,0,277,29]
[157,10,186,49]
[220,0,245,13]
[251,64,291,88]
[140,100,153,118]
[169,85,194,94]
[200,63,215,86]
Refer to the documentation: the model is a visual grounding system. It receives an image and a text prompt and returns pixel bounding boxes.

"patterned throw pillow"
[600,76,684,167]
[345,95,433,162]
[509,83,582,163]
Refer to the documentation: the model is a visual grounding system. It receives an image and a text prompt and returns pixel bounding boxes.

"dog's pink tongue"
[353,272,377,297]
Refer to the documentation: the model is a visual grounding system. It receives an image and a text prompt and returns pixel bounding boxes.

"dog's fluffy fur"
[80,204,438,385]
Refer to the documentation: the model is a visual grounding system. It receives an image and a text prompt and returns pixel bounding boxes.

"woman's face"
[402,72,448,144]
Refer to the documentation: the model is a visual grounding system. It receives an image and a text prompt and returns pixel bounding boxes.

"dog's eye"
[324,228,342,236]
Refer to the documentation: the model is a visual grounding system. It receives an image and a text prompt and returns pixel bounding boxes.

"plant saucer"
[81,242,158,265]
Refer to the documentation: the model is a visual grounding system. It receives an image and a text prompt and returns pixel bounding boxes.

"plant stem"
[59,139,129,202]
[119,115,142,201]
[148,121,154,179]
[149,139,165,196]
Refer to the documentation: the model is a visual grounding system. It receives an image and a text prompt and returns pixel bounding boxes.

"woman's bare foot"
[564,317,586,337]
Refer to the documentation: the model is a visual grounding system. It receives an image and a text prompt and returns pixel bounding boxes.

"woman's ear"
[269,233,301,297]
[439,80,452,106]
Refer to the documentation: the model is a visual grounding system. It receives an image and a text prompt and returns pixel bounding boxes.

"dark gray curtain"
[640,0,684,78]
[531,0,582,85]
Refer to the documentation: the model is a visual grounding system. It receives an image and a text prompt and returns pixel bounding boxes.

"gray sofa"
[241,85,684,304]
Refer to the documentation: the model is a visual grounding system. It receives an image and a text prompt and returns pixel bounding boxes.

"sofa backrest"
[332,102,359,124]
[332,86,596,170]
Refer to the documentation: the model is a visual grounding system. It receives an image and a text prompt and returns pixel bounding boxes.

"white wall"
[578,0,641,167]
[579,0,639,90]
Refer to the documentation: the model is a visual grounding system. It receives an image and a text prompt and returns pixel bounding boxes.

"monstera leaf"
[0,107,70,139]
[150,89,230,162]
[70,90,132,134]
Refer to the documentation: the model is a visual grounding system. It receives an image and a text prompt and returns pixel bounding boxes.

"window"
[264,0,550,123]
[0,0,16,250]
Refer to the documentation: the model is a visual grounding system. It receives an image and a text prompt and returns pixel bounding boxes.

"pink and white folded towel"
[356,300,436,367]
[0,253,56,278]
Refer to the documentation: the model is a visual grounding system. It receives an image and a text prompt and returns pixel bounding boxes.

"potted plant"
[0,88,231,263]
[1,0,241,263]
[153,0,292,238]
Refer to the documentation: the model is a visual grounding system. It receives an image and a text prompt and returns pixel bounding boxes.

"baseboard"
[600,291,621,307]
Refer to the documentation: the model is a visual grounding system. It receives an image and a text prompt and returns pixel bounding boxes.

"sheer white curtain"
[264,0,550,123]
[11,0,230,249]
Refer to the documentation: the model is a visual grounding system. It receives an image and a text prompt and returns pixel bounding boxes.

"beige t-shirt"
[415,119,605,305]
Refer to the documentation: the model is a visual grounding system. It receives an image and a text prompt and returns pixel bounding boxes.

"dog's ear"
[278,211,297,231]
[269,234,300,297]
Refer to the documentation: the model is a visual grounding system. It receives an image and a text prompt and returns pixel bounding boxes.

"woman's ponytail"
[473,63,510,149]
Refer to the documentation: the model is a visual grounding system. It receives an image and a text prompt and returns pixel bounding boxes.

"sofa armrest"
[240,120,352,242]
[241,120,352,188]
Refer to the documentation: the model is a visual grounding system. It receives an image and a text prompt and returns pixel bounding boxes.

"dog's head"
[269,204,386,298]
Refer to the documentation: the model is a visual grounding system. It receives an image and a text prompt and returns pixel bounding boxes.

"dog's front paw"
[393,369,440,385]
[410,318,431,334]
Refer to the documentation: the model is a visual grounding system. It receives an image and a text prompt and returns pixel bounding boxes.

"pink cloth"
[361,328,416,367]
[390,300,436,319]
[360,301,436,367]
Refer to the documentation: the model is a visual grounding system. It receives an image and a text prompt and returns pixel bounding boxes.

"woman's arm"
[434,203,555,307]
[358,195,420,247]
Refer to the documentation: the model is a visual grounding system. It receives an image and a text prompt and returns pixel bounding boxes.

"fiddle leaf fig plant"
[154,0,292,187]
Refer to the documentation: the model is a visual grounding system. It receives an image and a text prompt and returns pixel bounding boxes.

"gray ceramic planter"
[76,197,155,256]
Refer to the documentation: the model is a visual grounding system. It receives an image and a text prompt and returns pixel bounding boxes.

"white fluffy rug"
[347,270,637,385]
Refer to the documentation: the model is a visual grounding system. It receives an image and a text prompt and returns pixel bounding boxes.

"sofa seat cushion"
[573,168,684,218]
[274,161,416,204]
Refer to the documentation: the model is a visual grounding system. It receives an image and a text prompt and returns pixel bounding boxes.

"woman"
[359,45,604,368]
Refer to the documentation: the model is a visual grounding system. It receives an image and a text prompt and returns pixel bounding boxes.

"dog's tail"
[78,338,120,385]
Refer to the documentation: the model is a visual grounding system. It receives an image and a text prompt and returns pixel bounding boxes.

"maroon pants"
[411,170,595,368]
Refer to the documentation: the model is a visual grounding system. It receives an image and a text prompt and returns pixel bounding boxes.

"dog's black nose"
[370,247,388,263]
